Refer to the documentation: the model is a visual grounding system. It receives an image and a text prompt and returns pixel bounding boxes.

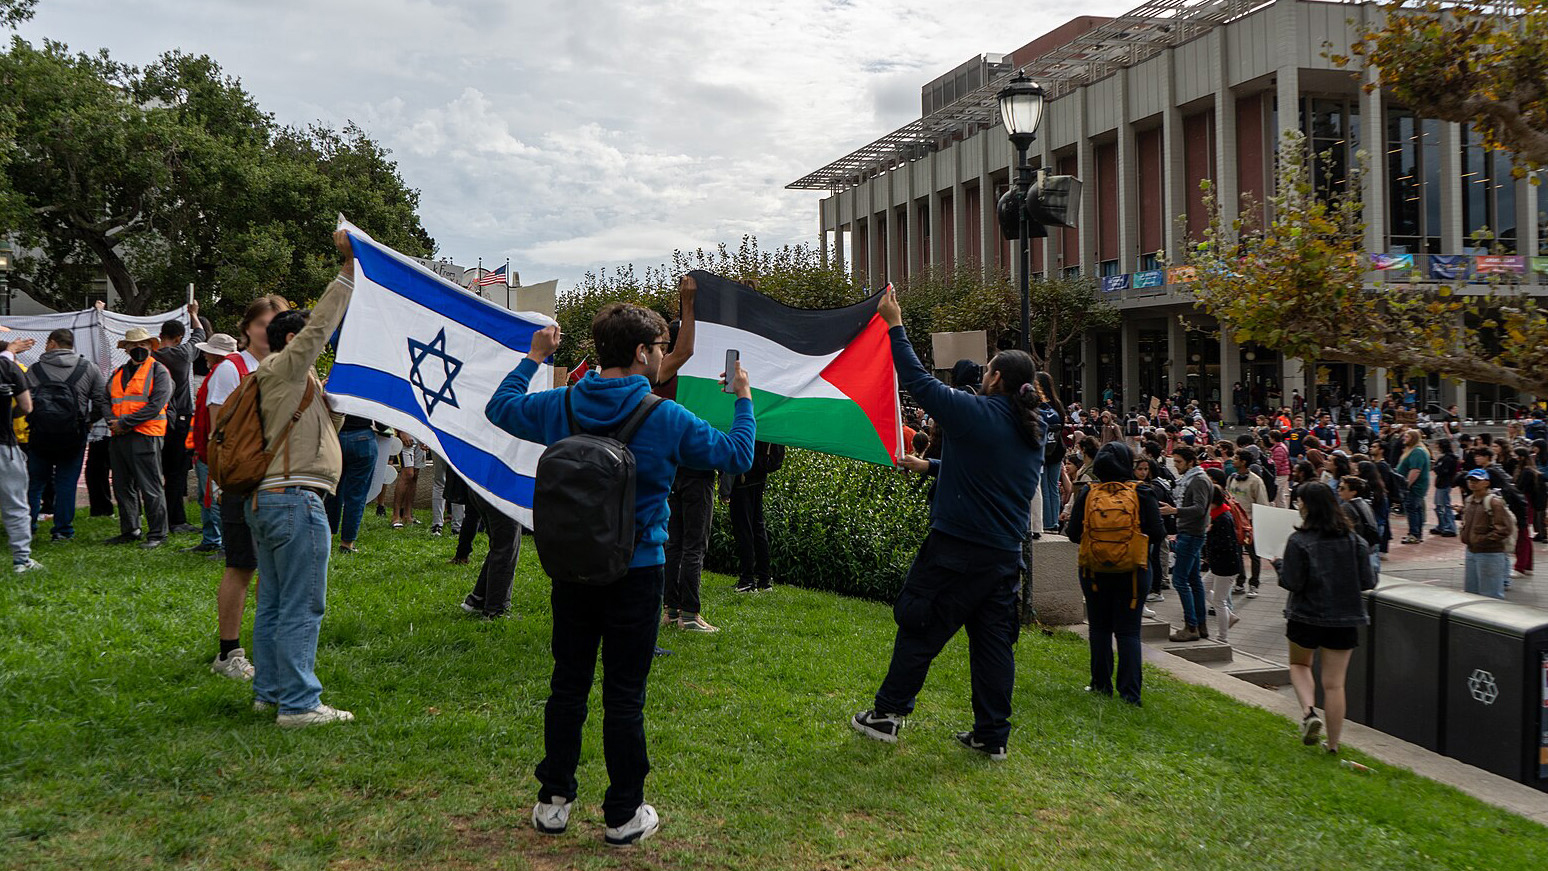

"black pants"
[874,531,1021,746]
[109,433,167,539]
[161,418,192,526]
[1083,573,1145,704]
[464,492,521,615]
[536,566,664,828]
[1148,539,1167,594]
[730,480,770,584]
[1237,539,1261,587]
[86,439,115,517]
[454,512,483,561]
[664,473,715,614]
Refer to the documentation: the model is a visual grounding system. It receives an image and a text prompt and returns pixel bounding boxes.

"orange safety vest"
[110,358,168,437]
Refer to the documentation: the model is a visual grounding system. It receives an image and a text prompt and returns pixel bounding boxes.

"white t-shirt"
[204,351,260,408]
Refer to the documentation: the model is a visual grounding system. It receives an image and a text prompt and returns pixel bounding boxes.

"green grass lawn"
[2,513,1544,870]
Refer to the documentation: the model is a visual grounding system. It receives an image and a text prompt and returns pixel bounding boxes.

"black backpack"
[532,390,663,586]
[762,442,786,474]
[27,359,90,439]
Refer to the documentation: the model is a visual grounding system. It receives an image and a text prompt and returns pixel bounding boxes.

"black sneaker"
[50,532,73,542]
[756,579,773,592]
[734,579,757,593]
[431,525,443,537]
[652,645,673,657]
[375,505,386,517]
[461,595,483,615]
[103,534,142,545]
[955,731,1008,761]
[1300,708,1324,746]
[183,542,220,554]
[850,709,904,744]
[141,538,166,550]
[169,523,201,535]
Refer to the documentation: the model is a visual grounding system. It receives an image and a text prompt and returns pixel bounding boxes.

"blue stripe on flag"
[347,237,543,353]
[328,362,535,507]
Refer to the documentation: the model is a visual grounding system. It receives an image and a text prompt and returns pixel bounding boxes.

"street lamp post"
[0,240,12,317]
[996,73,1046,355]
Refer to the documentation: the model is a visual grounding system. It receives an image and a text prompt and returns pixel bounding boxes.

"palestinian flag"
[674,270,901,466]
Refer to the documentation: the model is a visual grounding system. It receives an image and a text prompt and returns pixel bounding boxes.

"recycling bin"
[1315,584,1410,725]
[1370,585,1486,751]
[1442,600,1548,791]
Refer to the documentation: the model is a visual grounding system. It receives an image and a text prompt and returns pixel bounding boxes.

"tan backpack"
[1079,482,1150,575]
[207,374,316,496]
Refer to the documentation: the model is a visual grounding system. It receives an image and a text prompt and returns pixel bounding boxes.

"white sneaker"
[678,614,719,633]
[1142,606,1158,618]
[13,558,43,574]
[532,797,570,835]
[604,804,660,848]
[1510,570,1525,578]
[211,649,255,681]
[1145,592,1164,603]
[276,704,354,728]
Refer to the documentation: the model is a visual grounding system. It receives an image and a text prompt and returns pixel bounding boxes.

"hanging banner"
[1166,266,1197,284]
[1429,254,1469,280]
[1474,255,1526,274]
[1132,269,1165,289]
[1370,253,1414,270]
[1530,256,1548,275]
[1101,274,1130,295]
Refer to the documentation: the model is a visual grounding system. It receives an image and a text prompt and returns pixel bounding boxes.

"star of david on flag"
[407,329,463,417]
[325,218,556,525]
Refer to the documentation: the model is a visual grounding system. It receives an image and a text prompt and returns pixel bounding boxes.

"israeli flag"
[327,218,555,526]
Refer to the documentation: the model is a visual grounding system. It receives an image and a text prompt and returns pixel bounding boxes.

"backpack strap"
[614,394,663,444]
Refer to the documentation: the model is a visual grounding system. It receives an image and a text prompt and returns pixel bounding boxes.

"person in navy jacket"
[852,286,1044,761]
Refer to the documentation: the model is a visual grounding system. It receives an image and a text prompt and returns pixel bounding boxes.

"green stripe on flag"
[676,376,893,467]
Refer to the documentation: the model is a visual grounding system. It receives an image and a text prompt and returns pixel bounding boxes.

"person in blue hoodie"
[851,286,1043,761]
[485,302,755,848]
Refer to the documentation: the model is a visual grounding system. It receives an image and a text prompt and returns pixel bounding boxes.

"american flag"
[474,264,508,286]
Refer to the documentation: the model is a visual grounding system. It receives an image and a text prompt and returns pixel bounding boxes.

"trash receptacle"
[1317,584,1412,725]
[1442,600,1548,792]
[1370,585,1485,751]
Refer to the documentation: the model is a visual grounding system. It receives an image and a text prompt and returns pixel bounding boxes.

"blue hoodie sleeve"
[890,326,977,430]
[676,397,756,475]
[485,358,562,444]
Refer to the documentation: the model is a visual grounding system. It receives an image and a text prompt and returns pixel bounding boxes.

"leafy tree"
[0,0,34,28]
[1186,130,1548,397]
[0,38,432,317]
[1336,1,1547,171]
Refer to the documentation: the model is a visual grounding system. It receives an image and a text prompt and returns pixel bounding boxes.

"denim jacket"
[1278,529,1375,627]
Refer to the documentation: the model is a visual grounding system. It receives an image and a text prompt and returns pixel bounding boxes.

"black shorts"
[1286,620,1358,651]
[221,496,258,571]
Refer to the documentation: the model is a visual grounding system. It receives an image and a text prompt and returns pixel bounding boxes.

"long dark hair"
[987,350,1044,448]
[1034,370,1066,423]
[1296,481,1354,536]
[1356,460,1387,502]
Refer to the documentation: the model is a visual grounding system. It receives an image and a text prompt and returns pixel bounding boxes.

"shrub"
[706,449,930,602]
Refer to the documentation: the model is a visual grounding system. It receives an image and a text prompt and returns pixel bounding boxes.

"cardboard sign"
[1251,504,1301,560]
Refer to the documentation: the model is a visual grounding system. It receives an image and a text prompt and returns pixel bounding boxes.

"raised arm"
[876,285,977,428]
[268,231,355,383]
[655,274,696,385]
[485,324,562,444]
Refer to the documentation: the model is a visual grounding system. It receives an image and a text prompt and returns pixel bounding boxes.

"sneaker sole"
[533,819,567,836]
[1302,718,1324,746]
[604,820,659,848]
[276,716,353,728]
[850,716,899,744]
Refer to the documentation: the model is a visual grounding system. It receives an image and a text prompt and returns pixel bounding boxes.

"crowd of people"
[4,241,1546,844]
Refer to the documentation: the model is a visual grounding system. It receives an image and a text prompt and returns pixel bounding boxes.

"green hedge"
[706,450,930,602]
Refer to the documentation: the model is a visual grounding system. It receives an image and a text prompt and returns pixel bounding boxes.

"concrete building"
[791,0,1545,419]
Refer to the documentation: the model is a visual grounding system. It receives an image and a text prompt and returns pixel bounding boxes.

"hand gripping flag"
[327,219,554,525]
[672,271,901,465]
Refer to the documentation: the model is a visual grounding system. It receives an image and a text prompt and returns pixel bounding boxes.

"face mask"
[128,347,150,363]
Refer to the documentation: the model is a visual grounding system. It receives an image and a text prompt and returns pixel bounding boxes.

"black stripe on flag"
[688,270,883,358]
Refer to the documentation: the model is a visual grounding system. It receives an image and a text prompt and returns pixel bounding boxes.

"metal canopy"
[788,0,1282,192]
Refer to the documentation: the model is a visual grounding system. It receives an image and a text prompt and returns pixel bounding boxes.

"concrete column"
[1440,122,1464,252]
[1040,137,1057,276]
[1117,76,1139,274]
[867,179,882,290]
[1282,356,1307,404]
[980,170,996,274]
[928,154,943,269]
[1081,331,1099,406]
[819,204,829,268]
[1369,367,1388,403]
[1075,90,1096,276]
[905,194,919,281]
[1167,315,1188,399]
[1212,30,1239,231]
[1219,330,1241,411]
[1273,0,1301,233]
[833,216,846,274]
[1517,169,1538,259]
[1121,318,1141,410]
[1360,9,1386,257]
[1162,52,1188,264]
[952,174,968,270]
[848,185,863,283]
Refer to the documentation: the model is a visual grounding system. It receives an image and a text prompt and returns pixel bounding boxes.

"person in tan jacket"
[1459,468,1513,600]
[245,230,355,727]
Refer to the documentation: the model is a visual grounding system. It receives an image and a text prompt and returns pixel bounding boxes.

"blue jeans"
[1433,485,1456,535]
[1464,550,1508,600]
[26,440,86,538]
[246,488,332,714]
[335,429,378,545]
[1171,533,1207,628]
[194,460,221,547]
[1404,489,1426,540]
[1041,461,1062,530]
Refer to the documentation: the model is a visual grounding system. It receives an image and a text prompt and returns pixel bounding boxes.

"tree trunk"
[75,230,144,314]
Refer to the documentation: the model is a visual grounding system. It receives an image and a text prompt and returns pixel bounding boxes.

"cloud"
[19,0,1138,291]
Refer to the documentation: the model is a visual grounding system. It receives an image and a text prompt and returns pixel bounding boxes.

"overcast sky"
[18,0,1134,291]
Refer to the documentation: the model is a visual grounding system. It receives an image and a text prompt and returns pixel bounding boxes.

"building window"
[1306,97,1352,202]
[1062,265,1082,279]
[1099,259,1120,277]
[1461,129,1517,251]
[1139,252,1160,272]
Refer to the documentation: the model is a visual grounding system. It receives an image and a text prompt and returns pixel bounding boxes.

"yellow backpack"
[1078,482,1149,575]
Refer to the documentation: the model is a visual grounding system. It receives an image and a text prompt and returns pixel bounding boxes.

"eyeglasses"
[648,341,670,349]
